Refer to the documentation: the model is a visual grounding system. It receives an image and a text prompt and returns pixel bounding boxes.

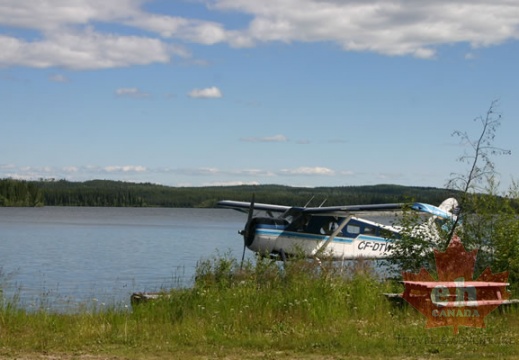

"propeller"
[239,193,255,269]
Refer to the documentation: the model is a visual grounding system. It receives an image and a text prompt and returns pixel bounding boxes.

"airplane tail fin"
[438,197,460,216]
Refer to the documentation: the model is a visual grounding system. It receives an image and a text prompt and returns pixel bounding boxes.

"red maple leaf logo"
[402,235,510,334]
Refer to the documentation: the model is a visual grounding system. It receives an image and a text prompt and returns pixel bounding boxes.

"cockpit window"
[346,224,360,234]
[300,216,340,234]
[364,226,375,235]
[342,219,380,237]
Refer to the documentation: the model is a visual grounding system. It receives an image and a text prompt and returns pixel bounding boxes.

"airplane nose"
[242,220,256,248]
[239,216,256,269]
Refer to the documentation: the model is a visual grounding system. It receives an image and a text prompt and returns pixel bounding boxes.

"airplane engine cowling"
[244,217,288,248]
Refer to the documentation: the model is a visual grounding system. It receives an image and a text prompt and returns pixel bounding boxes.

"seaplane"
[217,197,459,262]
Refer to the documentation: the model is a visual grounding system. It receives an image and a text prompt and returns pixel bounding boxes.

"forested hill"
[0,178,457,208]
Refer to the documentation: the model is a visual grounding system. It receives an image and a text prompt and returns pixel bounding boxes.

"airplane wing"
[219,199,458,219]
[303,200,459,218]
[217,200,291,214]
[299,203,405,214]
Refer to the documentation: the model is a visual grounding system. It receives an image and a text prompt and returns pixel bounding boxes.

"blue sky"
[1,0,518,190]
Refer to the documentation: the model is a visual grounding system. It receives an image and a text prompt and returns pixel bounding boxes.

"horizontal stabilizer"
[411,201,457,220]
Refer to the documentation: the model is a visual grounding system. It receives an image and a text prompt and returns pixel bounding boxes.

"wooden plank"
[402,281,509,288]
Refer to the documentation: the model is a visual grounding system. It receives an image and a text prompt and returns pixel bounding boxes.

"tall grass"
[1,255,519,358]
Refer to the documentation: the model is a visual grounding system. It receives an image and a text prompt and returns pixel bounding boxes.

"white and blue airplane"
[218,197,459,261]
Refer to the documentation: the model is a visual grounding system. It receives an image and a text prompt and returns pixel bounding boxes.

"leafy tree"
[388,100,517,279]
[445,100,519,283]
[491,181,519,284]
[446,99,511,246]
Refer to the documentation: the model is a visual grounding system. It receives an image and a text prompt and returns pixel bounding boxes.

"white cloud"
[176,167,221,176]
[0,1,198,69]
[202,180,261,186]
[0,164,339,185]
[328,139,348,144]
[213,0,519,58]
[130,13,228,45]
[49,73,68,82]
[237,169,276,177]
[188,86,223,98]
[296,139,311,144]
[0,164,16,170]
[1,0,518,70]
[279,167,335,176]
[0,30,171,70]
[0,165,54,180]
[240,134,288,142]
[263,134,288,142]
[174,168,276,177]
[115,87,150,98]
[63,166,79,173]
[0,1,141,31]
[103,165,147,173]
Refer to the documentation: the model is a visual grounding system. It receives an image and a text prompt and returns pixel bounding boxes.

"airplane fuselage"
[246,214,399,260]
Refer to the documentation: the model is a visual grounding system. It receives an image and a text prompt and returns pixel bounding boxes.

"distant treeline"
[0,179,44,207]
[0,178,458,208]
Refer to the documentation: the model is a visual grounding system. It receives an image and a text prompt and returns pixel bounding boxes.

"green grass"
[1,255,519,359]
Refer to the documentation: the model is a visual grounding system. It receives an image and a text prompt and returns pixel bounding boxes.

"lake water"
[0,207,248,312]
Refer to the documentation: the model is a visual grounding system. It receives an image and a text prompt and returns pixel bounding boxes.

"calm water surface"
[0,207,247,311]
